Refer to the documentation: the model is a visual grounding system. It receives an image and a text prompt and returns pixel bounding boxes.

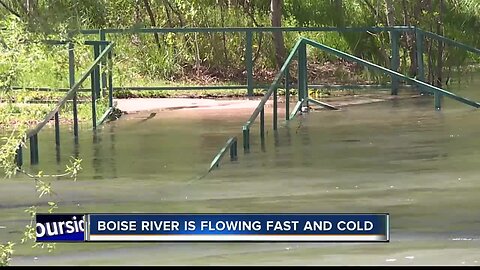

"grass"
[0,93,110,132]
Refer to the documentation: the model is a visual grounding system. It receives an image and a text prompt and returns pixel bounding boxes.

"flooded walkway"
[2,85,480,265]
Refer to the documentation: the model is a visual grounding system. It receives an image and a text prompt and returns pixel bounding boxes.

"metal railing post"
[100,29,107,94]
[285,66,290,120]
[68,42,78,142]
[91,69,97,130]
[29,134,39,165]
[93,44,101,98]
[298,41,308,108]
[16,145,23,168]
[434,92,442,110]
[260,107,265,142]
[108,51,113,108]
[54,112,60,146]
[391,29,400,95]
[230,139,238,161]
[243,126,250,153]
[273,87,278,130]
[246,30,254,97]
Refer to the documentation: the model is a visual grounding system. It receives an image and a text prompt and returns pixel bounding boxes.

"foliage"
[2,1,480,89]
[0,242,14,266]
[0,123,82,265]
[0,12,85,268]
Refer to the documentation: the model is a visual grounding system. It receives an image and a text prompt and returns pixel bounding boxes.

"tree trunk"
[164,0,184,27]
[384,0,395,68]
[385,0,395,27]
[219,2,230,66]
[270,0,286,69]
[402,0,417,77]
[435,0,445,88]
[142,0,162,50]
[132,0,142,46]
[0,1,22,18]
[162,0,173,27]
[426,0,434,84]
[24,0,37,26]
[243,1,264,64]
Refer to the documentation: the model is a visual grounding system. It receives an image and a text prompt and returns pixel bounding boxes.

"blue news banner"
[36,213,389,242]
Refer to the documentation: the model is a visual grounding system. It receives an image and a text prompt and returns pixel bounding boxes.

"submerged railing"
[208,137,238,172]
[15,41,115,166]
[12,26,480,171]
[241,37,480,152]
[208,29,480,170]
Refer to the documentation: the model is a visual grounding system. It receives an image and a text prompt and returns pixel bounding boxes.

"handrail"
[239,36,480,153]
[26,42,114,138]
[420,29,480,56]
[97,107,114,126]
[16,41,115,167]
[300,37,480,109]
[208,137,238,172]
[65,26,480,99]
[78,27,415,97]
[243,39,303,130]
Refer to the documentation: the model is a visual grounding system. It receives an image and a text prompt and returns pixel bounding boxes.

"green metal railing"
[414,28,480,108]
[11,26,473,103]
[208,137,238,172]
[13,26,480,170]
[15,41,115,166]
[240,37,480,153]
[73,26,417,96]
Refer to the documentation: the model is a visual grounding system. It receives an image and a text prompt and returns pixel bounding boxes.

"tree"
[384,0,395,69]
[270,0,286,69]
[435,0,445,88]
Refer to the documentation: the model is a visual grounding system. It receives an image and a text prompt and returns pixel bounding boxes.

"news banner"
[35,213,389,242]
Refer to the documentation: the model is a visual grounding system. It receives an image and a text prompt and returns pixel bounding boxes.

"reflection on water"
[2,75,480,265]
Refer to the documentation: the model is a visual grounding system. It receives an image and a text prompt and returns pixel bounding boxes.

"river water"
[2,76,480,265]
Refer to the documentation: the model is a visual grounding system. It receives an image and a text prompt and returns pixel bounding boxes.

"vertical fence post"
[230,139,238,161]
[99,29,107,94]
[108,50,113,108]
[298,43,304,100]
[260,107,265,142]
[434,92,442,110]
[246,30,254,97]
[416,28,425,92]
[54,112,60,146]
[69,42,78,142]
[91,68,97,130]
[243,126,250,153]
[391,29,400,95]
[434,34,443,111]
[298,41,308,108]
[234,139,237,159]
[16,145,22,168]
[30,134,39,165]
[93,44,101,98]
[273,87,278,130]
[285,66,290,120]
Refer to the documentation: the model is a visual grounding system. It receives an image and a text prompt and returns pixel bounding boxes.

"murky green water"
[2,75,480,265]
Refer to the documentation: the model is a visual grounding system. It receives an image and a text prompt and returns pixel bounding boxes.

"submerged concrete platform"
[115,98,270,114]
[116,93,421,114]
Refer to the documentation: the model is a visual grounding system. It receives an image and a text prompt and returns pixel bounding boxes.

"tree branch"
[0,0,22,18]
[142,0,161,49]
